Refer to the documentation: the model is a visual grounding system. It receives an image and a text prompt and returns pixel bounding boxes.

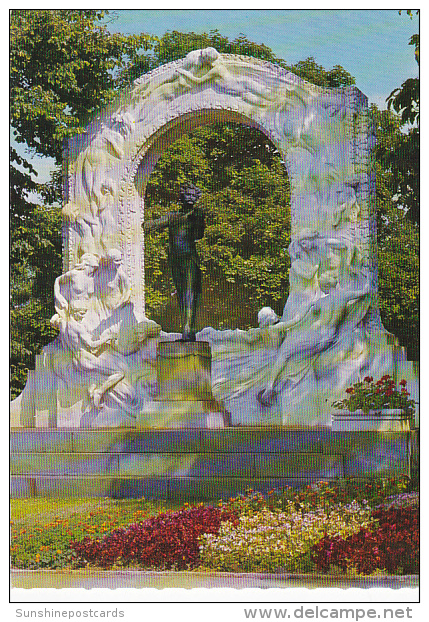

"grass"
[10,497,184,526]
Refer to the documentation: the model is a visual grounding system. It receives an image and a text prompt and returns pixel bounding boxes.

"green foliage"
[378,213,419,359]
[10,10,153,162]
[10,301,59,400]
[150,29,286,69]
[385,11,419,224]
[371,104,419,358]
[287,56,355,87]
[144,124,291,330]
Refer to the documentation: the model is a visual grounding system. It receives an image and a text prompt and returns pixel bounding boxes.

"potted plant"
[332,375,415,431]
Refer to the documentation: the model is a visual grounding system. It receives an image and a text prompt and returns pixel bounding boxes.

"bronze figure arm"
[143,210,194,232]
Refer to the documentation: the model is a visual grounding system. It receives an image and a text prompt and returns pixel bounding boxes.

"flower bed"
[10,498,174,570]
[310,506,419,575]
[10,476,419,575]
[71,505,238,570]
[199,500,373,573]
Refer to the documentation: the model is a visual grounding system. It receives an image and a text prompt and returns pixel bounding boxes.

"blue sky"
[13,9,419,185]
[107,9,418,109]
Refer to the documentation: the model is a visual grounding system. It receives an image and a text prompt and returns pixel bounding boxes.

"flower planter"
[331,409,414,432]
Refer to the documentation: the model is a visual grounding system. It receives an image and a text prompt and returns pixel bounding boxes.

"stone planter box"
[332,409,414,432]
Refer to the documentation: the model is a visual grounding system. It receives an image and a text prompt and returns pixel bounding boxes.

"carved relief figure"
[175,48,272,106]
[94,249,131,314]
[53,253,99,316]
[133,48,218,103]
[50,305,118,375]
[281,230,353,323]
[258,274,371,406]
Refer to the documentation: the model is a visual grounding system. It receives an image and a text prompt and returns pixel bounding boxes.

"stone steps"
[10,428,418,499]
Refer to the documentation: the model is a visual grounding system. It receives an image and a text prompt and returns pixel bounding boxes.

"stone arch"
[131,107,287,320]
[64,48,379,329]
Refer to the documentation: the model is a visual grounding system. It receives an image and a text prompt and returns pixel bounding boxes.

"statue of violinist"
[144,184,204,341]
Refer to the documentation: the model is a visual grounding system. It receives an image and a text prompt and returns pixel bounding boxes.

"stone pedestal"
[10,428,419,500]
[138,340,230,429]
[156,341,213,401]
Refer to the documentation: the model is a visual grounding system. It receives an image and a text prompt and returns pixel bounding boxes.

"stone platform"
[10,427,419,500]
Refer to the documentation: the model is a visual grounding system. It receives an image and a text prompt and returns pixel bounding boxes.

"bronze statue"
[144,184,204,341]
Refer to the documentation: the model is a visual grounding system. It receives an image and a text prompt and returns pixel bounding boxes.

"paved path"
[11,570,419,591]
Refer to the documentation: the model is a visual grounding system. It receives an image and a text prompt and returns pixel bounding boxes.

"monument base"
[137,400,228,429]
[145,340,231,429]
[10,427,418,500]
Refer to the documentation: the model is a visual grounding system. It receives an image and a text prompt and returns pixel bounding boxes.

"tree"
[374,9,419,359]
[385,10,419,224]
[371,102,419,360]
[10,10,155,397]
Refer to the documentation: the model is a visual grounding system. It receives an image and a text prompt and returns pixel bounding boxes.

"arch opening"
[134,114,291,332]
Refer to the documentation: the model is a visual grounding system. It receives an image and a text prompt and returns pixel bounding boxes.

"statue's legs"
[171,256,201,341]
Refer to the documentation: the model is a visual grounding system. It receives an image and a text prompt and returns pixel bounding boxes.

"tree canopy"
[385,9,419,224]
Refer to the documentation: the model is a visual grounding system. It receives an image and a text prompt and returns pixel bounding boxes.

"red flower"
[310,507,419,575]
[345,388,354,394]
[400,379,407,387]
[364,376,373,383]
[71,506,238,570]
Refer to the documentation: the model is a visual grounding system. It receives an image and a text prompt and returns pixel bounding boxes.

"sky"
[11,9,419,184]
[106,9,418,110]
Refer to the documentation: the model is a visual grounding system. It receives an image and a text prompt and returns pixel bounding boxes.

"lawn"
[11,496,182,526]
